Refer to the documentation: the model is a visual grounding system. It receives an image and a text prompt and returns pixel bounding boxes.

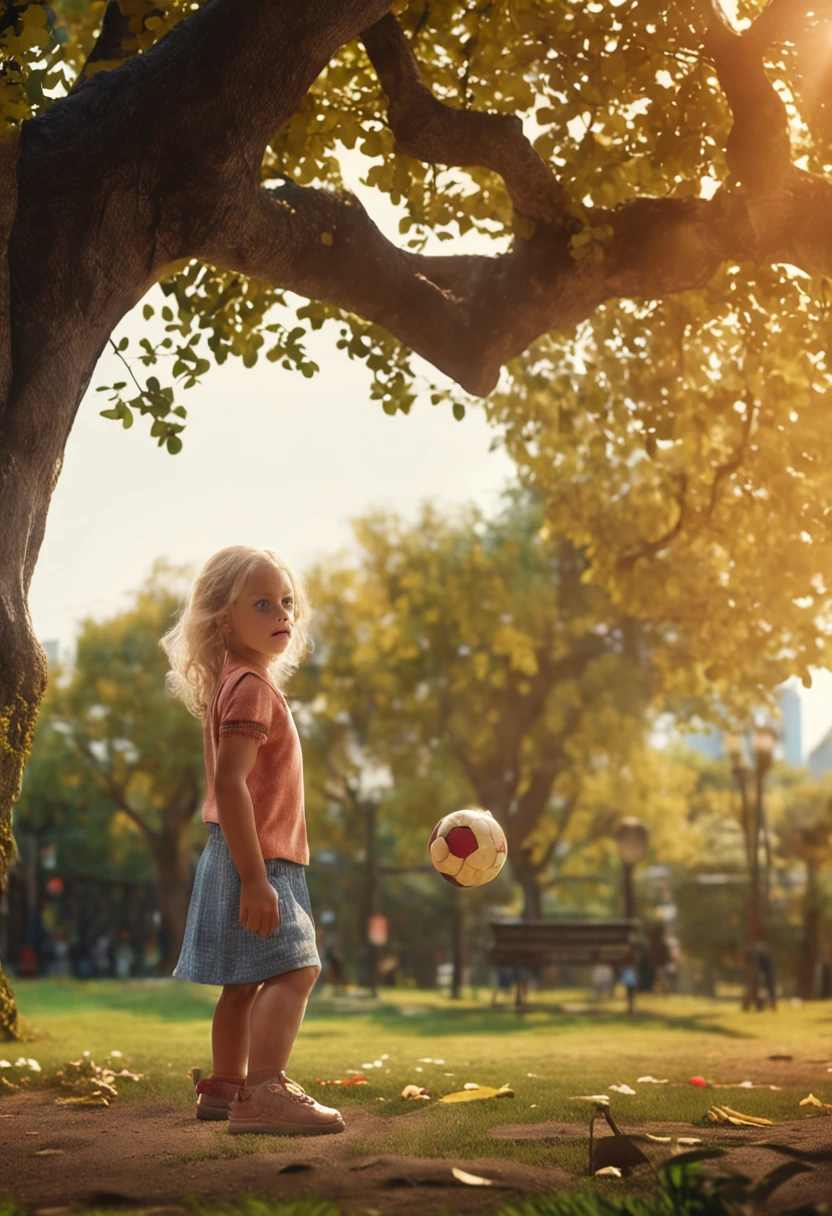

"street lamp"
[614,817,650,921]
[723,725,777,1011]
[614,817,649,1016]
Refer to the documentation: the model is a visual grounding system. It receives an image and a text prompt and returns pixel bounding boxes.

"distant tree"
[14,686,155,885]
[37,560,204,973]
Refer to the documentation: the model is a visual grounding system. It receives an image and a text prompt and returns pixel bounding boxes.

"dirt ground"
[1,1089,831,1216]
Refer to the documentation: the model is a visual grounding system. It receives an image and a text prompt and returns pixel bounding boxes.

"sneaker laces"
[267,1071,315,1105]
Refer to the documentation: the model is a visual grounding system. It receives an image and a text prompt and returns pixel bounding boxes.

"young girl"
[161,544,344,1136]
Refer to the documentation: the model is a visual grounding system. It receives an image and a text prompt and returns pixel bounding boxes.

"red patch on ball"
[446,825,479,858]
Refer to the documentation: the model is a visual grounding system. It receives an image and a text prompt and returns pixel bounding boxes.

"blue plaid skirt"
[172,823,320,985]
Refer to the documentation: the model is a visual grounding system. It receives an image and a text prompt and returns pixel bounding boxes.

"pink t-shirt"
[201,653,309,864]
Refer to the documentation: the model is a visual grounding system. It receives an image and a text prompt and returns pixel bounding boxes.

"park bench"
[487,919,640,1013]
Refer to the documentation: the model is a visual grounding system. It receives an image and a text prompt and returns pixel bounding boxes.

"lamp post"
[614,817,649,1016]
[723,727,776,1011]
[614,817,650,920]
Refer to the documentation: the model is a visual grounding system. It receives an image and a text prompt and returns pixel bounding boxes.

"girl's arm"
[215,733,280,935]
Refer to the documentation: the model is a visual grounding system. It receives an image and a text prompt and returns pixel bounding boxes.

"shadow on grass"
[303,999,754,1041]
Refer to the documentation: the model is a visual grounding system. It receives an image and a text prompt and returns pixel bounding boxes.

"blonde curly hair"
[159,545,313,719]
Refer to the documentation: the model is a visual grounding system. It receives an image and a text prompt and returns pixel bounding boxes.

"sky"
[25,140,832,762]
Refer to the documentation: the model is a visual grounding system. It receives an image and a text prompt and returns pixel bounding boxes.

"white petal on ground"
[451,1168,493,1187]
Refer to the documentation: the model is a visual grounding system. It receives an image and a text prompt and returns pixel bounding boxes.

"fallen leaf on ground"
[463,1082,480,1090]
[796,1093,832,1113]
[439,1084,514,1103]
[677,1137,702,1146]
[688,1075,708,1088]
[637,1076,668,1084]
[570,1094,611,1107]
[401,1084,430,1099]
[316,1075,369,1087]
[706,1105,772,1127]
[594,1167,622,1178]
[608,1084,636,1095]
[451,1167,493,1186]
[644,1133,672,1143]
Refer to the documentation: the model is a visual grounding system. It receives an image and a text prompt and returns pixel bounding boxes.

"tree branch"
[705,0,797,193]
[70,739,157,843]
[617,474,689,571]
[204,173,745,398]
[360,13,571,230]
[708,391,756,516]
[73,0,158,89]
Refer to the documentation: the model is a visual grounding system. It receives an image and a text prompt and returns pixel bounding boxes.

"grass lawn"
[5,979,832,1177]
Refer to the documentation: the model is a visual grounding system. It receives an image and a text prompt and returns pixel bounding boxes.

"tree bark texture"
[0,0,823,1032]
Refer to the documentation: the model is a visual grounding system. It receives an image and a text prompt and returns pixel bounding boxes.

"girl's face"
[218,565,296,665]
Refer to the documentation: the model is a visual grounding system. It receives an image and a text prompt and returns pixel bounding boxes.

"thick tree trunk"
[511,848,543,921]
[148,819,193,974]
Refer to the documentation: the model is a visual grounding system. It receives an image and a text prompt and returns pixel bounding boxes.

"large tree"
[4,0,832,1032]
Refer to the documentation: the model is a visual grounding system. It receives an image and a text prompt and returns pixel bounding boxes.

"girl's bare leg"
[211,981,262,1077]
[245,965,320,1087]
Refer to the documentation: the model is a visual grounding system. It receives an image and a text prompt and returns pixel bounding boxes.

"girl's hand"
[239,877,280,936]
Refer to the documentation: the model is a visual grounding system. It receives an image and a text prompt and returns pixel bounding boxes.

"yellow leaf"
[439,1085,514,1103]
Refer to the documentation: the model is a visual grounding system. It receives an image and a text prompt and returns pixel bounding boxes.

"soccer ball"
[428,808,508,888]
